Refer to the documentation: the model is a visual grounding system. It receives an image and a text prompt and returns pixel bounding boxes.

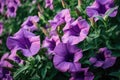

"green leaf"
[13,65,29,78]
[106,25,117,33]
[105,6,118,18]
[41,67,47,79]
[30,74,40,80]
[94,15,104,21]
[109,71,120,79]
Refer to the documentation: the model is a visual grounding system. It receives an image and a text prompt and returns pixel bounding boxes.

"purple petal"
[54,62,71,72]
[69,63,81,72]
[102,57,116,69]
[54,43,68,56]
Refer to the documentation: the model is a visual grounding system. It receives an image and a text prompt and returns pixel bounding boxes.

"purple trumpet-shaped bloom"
[0,0,5,14]
[62,17,90,45]
[0,52,23,68]
[42,35,60,56]
[70,68,94,80]
[0,53,13,80]
[53,43,83,72]
[0,22,3,35]
[8,49,24,67]
[6,2,18,18]
[45,0,53,10]
[86,0,118,21]
[0,53,10,67]
[21,16,39,31]
[6,0,21,6]
[89,47,116,69]
[6,29,40,57]
[49,9,71,31]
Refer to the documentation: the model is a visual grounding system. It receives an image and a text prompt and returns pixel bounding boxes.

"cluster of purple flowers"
[42,8,92,80]
[0,15,40,80]
[0,52,23,80]
[7,15,40,57]
[0,0,20,18]
[0,0,118,79]
[86,0,118,21]
[43,0,118,80]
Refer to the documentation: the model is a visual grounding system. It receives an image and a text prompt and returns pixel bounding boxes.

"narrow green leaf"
[41,67,47,79]
[105,6,118,18]
[109,71,120,79]
[13,65,29,78]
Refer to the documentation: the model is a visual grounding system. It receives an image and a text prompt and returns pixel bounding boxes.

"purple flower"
[0,53,22,80]
[86,0,118,21]
[70,68,94,80]
[89,47,116,69]
[8,49,24,67]
[21,16,39,31]
[6,2,18,18]
[0,0,5,14]
[0,22,3,35]
[49,9,71,31]
[42,35,60,56]
[13,0,21,6]
[6,0,21,6]
[45,0,53,10]
[6,29,40,57]
[0,53,13,80]
[62,17,90,45]
[53,43,83,72]
[0,53,10,67]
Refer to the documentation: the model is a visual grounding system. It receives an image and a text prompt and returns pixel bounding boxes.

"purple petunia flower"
[45,0,53,10]
[0,0,5,14]
[42,35,60,56]
[0,22,3,36]
[21,16,40,31]
[6,29,40,57]
[8,49,24,67]
[0,53,22,80]
[6,0,21,6]
[89,47,116,69]
[62,17,90,45]
[0,53,13,80]
[53,43,83,72]
[49,9,71,31]
[6,2,18,18]
[0,53,10,67]
[13,0,21,6]
[70,68,94,80]
[86,0,118,21]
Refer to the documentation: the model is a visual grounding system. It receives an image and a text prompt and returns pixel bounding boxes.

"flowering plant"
[0,0,120,80]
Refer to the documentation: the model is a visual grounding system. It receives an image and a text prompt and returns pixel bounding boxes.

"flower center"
[49,39,56,51]
[10,7,15,12]
[65,54,74,62]
[19,37,31,49]
[2,67,9,75]
[14,56,21,63]
[96,53,105,61]
[27,20,33,26]
[98,4,106,14]
[70,25,81,36]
